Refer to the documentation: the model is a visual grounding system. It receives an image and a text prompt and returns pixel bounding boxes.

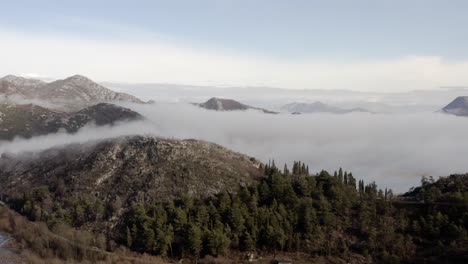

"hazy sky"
[2,0,468,91]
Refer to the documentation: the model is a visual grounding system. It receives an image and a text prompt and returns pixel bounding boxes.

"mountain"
[0,103,142,141]
[0,75,144,111]
[196,97,278,114]
[0,135,262,200]
[281,101,369,114]
[0,75,47,97]
[0,135,262,232]
[441,96,468,116]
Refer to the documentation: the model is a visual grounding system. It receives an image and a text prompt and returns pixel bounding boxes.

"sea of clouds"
[1,102,468,193]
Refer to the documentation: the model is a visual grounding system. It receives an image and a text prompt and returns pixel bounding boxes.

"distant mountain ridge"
[196,97,278,114]
[281,101,370,114]
[0,103,142,141]
[0,75,144,111]
[441,96,468,116]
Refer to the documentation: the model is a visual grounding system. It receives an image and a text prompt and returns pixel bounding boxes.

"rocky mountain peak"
[198,97,253,111]
[196,97,278,114]
[444,96,468,109]
[442,96,468,116]
[50,74,103,90]
[0,74,146,111]
[202,97,249,111]
[0,75,45,87]
[63,74,94,84]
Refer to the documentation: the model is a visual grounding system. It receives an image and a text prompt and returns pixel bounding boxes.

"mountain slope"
[0,103,142,141]
[0,135,262,202]
[0,135,263,235]
[197,97,278,114]
[0,75,144,111]
[42,75,143,104]
[281,102,369,114]
[402,174,468,203]
[441,96,468,116]
[0,75,47,98]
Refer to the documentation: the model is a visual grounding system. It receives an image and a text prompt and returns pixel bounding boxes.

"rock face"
[281,102,369,114]
[197,97,278,114]
[0,135,263,202]
[0,103,142,141]
[0,75,144,111]
[441,96,468,116]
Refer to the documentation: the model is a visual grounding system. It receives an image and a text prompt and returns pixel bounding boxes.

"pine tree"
[187,224,203,258]
[126,226,133,248]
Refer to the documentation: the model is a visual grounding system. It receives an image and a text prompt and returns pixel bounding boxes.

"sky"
[1,0,468,91]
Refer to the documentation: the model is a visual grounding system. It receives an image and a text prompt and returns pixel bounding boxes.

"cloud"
[2,103,468,193]
[2,29,468,92]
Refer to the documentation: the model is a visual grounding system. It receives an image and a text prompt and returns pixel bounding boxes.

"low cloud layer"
[2,103,468,192]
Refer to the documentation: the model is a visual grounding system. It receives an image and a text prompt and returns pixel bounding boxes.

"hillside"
[196,97,278,114]
[0,103,142,141]
[281,102,369,114]
[0,75,144,111]
[402,174,468,203]
[2,156,467,263]
[0,205,169,263]
[0,135,262,236]
[441,96,468,116]
[0,135,261,200]
[0,132,466,264]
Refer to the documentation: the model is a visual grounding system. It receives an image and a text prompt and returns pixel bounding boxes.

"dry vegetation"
[0,206,168,264]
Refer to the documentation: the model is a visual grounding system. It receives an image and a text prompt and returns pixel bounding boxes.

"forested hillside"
[3,161,467,263]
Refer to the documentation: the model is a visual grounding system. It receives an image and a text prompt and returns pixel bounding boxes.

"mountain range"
[281,101,370,114]
[0,75,144,111]
[0,74,148,141]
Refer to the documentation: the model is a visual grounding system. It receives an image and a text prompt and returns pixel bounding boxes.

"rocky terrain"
[196,97,278,114]
[0,103,142,141]
[281,101,369,114]
[0,134,262,210]
[441,96,468,116]
[0,75,144,111]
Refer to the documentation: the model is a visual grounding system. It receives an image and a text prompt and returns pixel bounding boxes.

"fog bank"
[2,103,468,192]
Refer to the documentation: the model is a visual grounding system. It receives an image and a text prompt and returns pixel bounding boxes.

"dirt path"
[0,233,10,248]
[0,232,14,264]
